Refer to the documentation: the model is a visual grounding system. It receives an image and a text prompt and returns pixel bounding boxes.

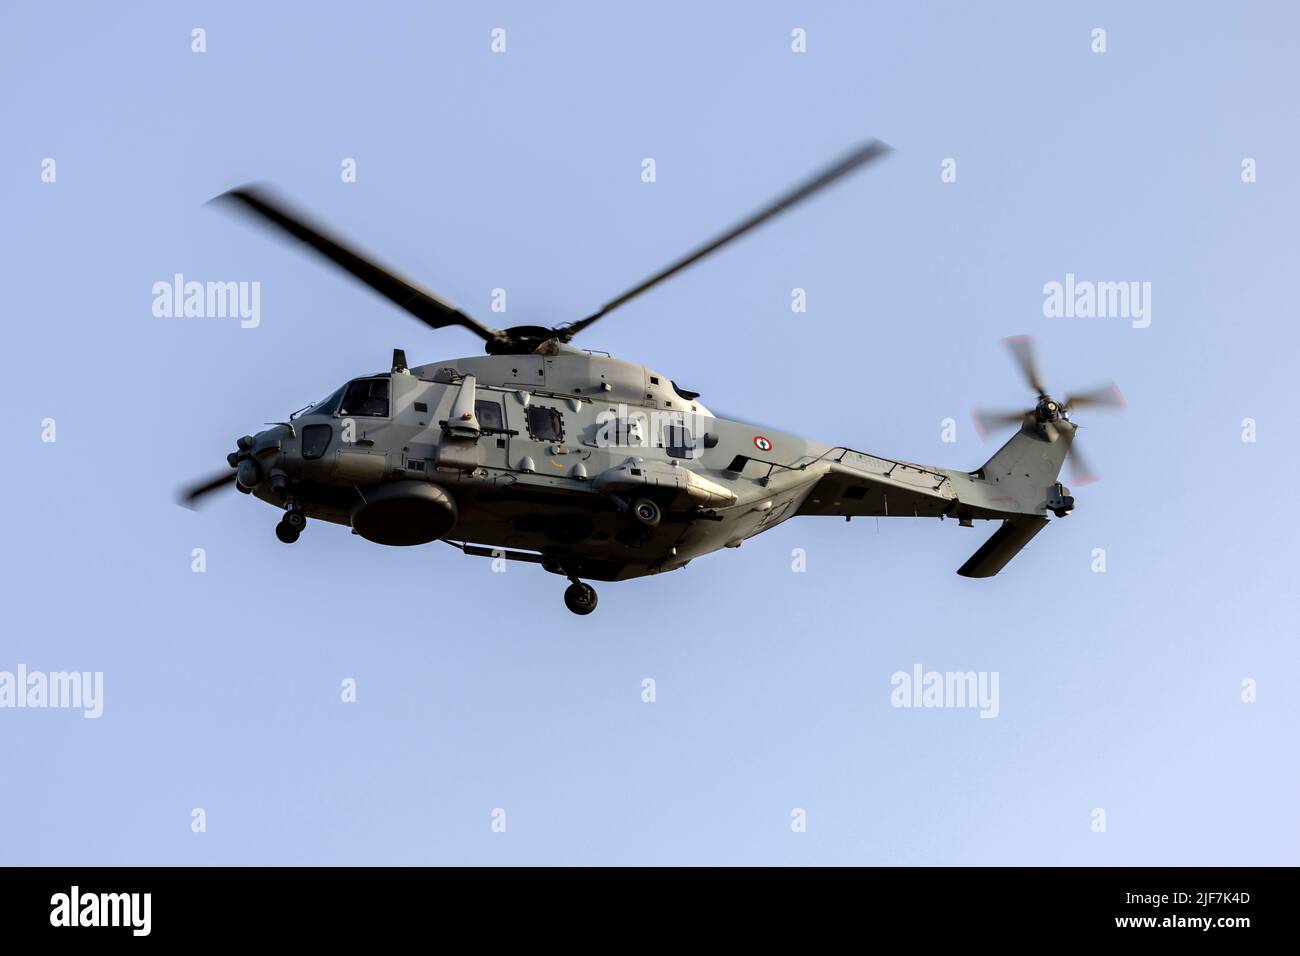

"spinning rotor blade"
[213,186,503,345]
[1064,438,1100,486]
[977,337,1121,483]
[178,470,236,509]
[558,139,893,341]
[1003,335,1047,397]
[972,408,1028,440]
[1064,381,1125,410]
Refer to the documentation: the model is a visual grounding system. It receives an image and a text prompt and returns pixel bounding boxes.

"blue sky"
[2,1,1296,865]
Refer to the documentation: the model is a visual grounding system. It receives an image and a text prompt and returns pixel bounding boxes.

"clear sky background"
[2,1,1296,865]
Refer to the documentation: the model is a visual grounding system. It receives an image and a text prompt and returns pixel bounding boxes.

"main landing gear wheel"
[276,509,305,544]
[632,498,661,527]
[563,581,598,616]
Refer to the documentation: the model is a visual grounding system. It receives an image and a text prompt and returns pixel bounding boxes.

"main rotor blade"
[558,139,894,341]
[1064,381,1125,410]
[972,408,1028,440]
[178,470,236,509]
[1065,439,1100,486]
[1003,335,1047,397]
[213,186,503,344]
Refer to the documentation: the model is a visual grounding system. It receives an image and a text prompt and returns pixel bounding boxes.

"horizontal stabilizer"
[957,516,1049,578]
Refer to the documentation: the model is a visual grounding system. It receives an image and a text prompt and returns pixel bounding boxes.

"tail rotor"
[972,335,1124,487]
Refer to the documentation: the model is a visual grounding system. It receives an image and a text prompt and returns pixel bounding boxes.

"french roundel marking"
[753,435,773,452]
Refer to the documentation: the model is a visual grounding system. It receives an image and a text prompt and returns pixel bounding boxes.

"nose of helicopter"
[227,424,294,495]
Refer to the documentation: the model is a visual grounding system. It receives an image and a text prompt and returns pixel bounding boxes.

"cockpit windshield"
[301,385,344,418]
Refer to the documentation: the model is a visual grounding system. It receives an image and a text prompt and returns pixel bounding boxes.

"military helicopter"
[181,140,1122,614]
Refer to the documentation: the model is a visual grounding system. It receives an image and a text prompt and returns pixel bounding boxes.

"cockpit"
[339,377,389,417]
[296,376,391,419]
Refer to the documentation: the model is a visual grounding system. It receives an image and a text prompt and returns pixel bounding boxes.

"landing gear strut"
[276,506,306,544]
[563,579,598,616]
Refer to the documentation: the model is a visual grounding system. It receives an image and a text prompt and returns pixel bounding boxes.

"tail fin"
[951,421,1075,578]
[973,420,1074,515]
[957,336,1117,576]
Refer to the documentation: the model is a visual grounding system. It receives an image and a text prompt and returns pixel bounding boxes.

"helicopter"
[180,140,1123,615]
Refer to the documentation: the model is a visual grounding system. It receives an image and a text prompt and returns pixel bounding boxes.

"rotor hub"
[484,326,561,355]
[1035,397,1062,423]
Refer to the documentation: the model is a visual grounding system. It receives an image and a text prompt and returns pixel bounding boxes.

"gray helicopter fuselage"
[240,343,1074,582]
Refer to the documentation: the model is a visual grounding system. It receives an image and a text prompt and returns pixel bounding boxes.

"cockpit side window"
[301,423,332,460]
[339,377,390,417]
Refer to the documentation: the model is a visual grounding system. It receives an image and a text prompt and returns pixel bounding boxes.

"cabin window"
[475,400,504,432]
[600,414,646,448]
[301,424,332,460]
[338,377,390,417]
[526,405,564,442]
[665,424,695,459]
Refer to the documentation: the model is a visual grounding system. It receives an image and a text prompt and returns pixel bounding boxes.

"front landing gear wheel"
[284,509,307,532]
[275,520,300,544]
[563,581,598,616]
